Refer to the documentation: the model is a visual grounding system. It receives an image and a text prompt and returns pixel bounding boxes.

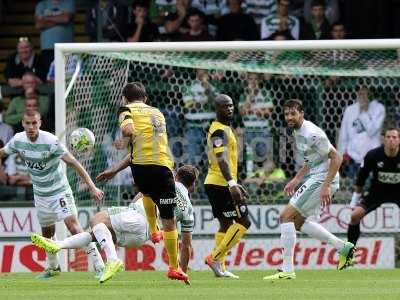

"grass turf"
[1,270,400,300]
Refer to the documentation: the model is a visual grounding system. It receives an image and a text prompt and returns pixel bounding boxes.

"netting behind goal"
[58,41,400,270]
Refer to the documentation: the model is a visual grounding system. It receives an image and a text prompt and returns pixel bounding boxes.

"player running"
[347,127,400,254]
[263,99,354,281]
[31,164,199,283]
[0,111,105,278]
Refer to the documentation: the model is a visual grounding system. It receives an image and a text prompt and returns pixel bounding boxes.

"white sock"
[280,222,296,273]
[300,220,345,251]
[92,223,119,263]
[85,242,105,272]
[47,252,59,269]
[57,232,92,249]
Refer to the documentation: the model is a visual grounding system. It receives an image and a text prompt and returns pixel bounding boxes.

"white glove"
[349,192,361,208]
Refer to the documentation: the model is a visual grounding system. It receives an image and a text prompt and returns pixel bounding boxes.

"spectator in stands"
[239,72,274,175]
[0,140,7,185]
[4,73,49,131]
[4,37,46,88]
[330,21,347,39]
[216,0,259,41]
[125,0,159,42]
[86,0,128,42]
[303,0,339,24]
[245,0,277,26]
[0,102,13,145]
[158,0,192,39]
[337,85,386,179]
[179,9,212,41]
[300,0,331,40]
[261,0,299,40]
[182,69,218,166]
[5,153,32,187]
[35,0,75,71]
[191,0,225,36]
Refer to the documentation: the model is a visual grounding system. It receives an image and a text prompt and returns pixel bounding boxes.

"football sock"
[57,232,92,249]
[47,251,59,270]
[281,222,296,273]
[163,230,179,269]
[85,242,105,272]
[93,223,118,262]
[143,196,158,235]
[300,220,345,250]
[212,223,247,262]
[215,232,226,271]
[347,223,361,246]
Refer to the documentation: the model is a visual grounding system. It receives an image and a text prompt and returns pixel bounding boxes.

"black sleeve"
[356,151,374,187]
[210,129,228,149]
[4,54,16,80]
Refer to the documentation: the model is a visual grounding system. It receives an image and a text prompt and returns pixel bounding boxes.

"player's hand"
[320,184,331,209]
[90,187,104,203]
[96,169,117,182]
[284,178,299,197]
[229,185,247,204]
[349,192,361,209]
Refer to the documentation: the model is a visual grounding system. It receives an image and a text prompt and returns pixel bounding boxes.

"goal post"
[54,39,400,271]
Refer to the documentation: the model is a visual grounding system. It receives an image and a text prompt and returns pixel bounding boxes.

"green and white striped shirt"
[4,130,70,197]
[174,181,194,233]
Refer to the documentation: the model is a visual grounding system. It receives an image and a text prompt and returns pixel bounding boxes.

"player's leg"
[34,205,61,279]
[130,164,161,243]
[142,194,162,243]
[214,217,232,274]
[347,206,366,245]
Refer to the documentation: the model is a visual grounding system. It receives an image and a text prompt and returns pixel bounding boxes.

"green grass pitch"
[1,270,400,300]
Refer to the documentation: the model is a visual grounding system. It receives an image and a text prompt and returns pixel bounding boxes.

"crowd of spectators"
[0,0,399,201]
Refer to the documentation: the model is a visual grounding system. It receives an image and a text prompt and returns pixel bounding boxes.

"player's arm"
[283,165,310,197]
[180,232,192,273]
[118,107,136,138]
[96,154,131,182]
[62,153,104,202]
[320,147,342,208]
[350,152,373,208]
[212,129,247,204]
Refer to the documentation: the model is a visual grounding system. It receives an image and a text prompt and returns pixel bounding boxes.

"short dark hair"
[122,82,148,102]
[132,0,149,10]
[283,99,303,112]
[176,165,199,189]
[187,8,205,20]
[311,0,325,8]
[383,125,400,137]
[23,110,41,120]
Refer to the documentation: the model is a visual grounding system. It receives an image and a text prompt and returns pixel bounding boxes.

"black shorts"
[205,184,248,219]
[130,164,176,219]
[359,194,400,214]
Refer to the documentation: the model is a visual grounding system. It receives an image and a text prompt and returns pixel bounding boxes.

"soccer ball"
[70,128,95,153]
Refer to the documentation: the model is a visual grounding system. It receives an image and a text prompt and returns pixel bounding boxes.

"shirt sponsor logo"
[159,197,176,205]
[25,160,46,170]
[377,161,384,168]
[378,172,400,184]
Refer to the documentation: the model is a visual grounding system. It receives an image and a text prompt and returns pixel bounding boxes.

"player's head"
[283,99,304,129]
[215,94,234,123]
[122,82,148,104]
[22,110,41,141]
[176,164,199,193]
[383,126,400,152]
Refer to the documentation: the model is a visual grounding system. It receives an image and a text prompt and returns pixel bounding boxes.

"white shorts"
[108,207,149,248]
[34,188,77,227]
[289,176,339,218]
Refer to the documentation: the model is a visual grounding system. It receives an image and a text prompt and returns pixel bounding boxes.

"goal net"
[55,40,400,271]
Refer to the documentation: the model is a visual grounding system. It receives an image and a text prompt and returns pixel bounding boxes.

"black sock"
[347,224,361,245]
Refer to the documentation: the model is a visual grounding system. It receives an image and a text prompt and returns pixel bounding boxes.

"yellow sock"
[163,230,179,269]
[212,223,247,262]
[143,196,158,235]
[215,232,226,271]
